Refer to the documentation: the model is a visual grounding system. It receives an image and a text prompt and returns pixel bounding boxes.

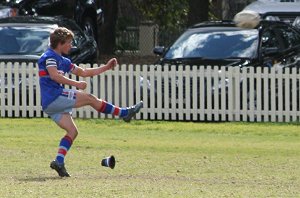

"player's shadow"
[18,176,64,182]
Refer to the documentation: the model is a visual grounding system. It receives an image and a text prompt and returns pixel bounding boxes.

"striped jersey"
[38,48,76,110]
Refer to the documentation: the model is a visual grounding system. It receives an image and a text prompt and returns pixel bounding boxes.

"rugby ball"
[233,10,261,29]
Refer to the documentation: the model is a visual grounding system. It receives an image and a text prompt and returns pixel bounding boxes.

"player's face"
[61,39,73,55]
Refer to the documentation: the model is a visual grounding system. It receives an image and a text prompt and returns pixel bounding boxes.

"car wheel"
[82,16,97,42]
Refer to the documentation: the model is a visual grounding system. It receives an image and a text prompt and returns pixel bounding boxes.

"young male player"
[38,27,143,177]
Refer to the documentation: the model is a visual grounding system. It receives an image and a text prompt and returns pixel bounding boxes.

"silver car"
[243,0,300,28]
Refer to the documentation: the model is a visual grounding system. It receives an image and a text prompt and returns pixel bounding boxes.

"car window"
[275,26,300,49]
[164,28,259,59]
[0,25,55,55]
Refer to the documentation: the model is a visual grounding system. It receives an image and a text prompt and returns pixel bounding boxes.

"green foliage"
[131,0,189,31]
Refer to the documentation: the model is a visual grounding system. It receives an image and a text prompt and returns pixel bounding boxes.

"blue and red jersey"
[38,48,76,110]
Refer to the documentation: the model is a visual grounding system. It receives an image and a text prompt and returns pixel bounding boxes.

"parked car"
[242,0,300,28]
[0,16,150,111]
[0,0,103,41]
[153,20,300,110]
[154,20,300,68]
[0,16,98,63]
[0,16,98,110]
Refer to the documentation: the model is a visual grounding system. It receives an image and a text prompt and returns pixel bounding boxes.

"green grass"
[0,118,299,197]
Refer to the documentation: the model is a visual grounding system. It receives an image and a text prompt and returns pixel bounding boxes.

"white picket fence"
[0,62,300,122]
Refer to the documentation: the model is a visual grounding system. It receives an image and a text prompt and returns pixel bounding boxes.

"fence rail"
[0,62,300,122]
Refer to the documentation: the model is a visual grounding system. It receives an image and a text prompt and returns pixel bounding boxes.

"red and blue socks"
[98,100,128,117]
[56,135,73,165]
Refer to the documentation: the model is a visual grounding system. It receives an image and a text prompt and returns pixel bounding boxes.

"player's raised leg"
[74,91,143,122]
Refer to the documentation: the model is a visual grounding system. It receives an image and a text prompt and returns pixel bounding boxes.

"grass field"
[0,118,299,197]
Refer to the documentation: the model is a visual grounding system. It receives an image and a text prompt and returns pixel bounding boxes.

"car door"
[274,25,300,68]
[260,27,284,68]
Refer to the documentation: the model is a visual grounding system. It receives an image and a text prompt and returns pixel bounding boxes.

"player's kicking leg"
[74,91,143,122]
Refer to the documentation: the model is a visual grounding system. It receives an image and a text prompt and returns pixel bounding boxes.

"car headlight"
[139,76,151,90]
[211,70,229,92]
[211,78,229,91]
[24,77,37,87]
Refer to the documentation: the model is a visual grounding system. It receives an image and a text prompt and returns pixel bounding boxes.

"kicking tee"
[38,48,77,110]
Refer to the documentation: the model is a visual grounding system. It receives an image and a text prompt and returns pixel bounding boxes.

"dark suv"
[152,20,300,110]
[154,20,300,69]
[0,0,103,42]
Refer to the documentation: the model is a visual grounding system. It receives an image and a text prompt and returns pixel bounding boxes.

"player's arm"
[47,66,87,90]
[72,58,117,77]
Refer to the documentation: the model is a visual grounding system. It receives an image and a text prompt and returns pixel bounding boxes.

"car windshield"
[0,24,57,55]
[164,28,259,60]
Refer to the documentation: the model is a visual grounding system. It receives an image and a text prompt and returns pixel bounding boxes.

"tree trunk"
[99,0,118,55]
[187,0,209,26]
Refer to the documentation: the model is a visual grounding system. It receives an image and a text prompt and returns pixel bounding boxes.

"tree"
[98,0,118,54]
[187,0,209,26]
[130,0,189,46]
[131,0,188,31]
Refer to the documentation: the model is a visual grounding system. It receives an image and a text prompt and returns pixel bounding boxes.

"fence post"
[0,63,5,117]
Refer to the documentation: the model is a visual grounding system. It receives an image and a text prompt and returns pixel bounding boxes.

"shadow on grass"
[18,176,64,182]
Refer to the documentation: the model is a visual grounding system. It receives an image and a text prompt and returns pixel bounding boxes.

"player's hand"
[105,58,118,70]
[77,81,87,90]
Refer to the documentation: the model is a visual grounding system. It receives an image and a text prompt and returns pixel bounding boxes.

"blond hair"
[50,27,74,49]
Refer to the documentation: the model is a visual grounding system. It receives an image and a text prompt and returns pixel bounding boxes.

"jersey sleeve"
[63,57,78,74]
[69,63,79,73]
[45,58,57,68]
